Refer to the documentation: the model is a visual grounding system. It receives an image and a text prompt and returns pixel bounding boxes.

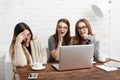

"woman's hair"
[10,22,33,59]
[13,22,33,40]
[74,18,93,44]
[53,18,71,48]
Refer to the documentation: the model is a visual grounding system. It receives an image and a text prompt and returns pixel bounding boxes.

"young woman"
[71,18,103,62]
[48,18,71,62]
[9,22,47,67]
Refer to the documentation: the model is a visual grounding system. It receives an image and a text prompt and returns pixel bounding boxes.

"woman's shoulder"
[32,35,37,39]
[32,35,39,40]
[49,35,55,41]
[32,35,43,43]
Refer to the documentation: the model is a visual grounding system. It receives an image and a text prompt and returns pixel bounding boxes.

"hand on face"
[58,31,63,42]
[57,22,68,42]
[15,30,27,44]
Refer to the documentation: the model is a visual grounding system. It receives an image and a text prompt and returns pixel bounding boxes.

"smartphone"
[28,73,38,79]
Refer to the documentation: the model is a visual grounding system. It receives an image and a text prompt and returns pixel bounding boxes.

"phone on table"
[28,73,38,79]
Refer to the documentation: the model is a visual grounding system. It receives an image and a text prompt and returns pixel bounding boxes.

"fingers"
[16,30,27,44]
[58,32,63,42]
[20,30,27,38]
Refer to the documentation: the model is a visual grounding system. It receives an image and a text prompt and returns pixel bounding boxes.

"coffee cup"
[32,62,43,68]
[98,53,107,62]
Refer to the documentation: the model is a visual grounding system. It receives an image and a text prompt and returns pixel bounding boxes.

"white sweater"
[10,36,47,67]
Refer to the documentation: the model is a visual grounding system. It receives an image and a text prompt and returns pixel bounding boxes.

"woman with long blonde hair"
[71,18,104,62]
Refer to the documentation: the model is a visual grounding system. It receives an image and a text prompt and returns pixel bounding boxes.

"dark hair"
[10,22,33,51]
[53,18,71,48]
[75,18,93,44]
[13,22,33,39]
[10,22,33,62]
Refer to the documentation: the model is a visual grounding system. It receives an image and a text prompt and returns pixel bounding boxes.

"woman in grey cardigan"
[71,18,105,62]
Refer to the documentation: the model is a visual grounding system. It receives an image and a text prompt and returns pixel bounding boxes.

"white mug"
[98,53,107,62]
[32,62,43,68]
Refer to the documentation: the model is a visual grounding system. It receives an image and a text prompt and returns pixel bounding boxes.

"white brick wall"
[0,0,109,80]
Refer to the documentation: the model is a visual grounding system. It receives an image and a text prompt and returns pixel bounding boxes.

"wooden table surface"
[16,59,120,80]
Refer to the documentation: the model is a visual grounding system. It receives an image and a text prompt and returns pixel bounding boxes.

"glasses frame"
[57,25,68,29]
[77,26,87,30]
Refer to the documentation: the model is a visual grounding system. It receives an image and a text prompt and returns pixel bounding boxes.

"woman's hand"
[15,30,27,44]
[58,32,63,42]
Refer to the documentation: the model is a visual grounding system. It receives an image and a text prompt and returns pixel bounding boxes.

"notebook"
[96,65,118,72]
[104,61,120,68]
[52,44,94,71]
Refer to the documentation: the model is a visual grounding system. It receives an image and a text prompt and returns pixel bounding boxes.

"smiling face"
[77,22,88,37]
[57,22,68,37]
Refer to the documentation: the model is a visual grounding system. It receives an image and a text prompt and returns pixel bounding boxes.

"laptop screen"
[58,44,94,70]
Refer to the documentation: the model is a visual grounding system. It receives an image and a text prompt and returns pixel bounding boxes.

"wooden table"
[16,59,120,80]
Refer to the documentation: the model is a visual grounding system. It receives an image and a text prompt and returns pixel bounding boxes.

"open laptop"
[52,44,94,71]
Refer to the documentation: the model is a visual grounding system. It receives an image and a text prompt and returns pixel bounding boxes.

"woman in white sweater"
[9,22,47,67]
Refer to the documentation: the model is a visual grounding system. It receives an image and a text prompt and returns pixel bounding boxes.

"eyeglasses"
[57,25,68,29]
[77,26,86,30]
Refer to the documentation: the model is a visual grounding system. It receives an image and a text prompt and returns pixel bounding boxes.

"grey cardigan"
[86,35,100,60]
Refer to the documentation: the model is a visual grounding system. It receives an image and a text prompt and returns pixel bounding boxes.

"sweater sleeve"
[14,43,27,66]
[36,37,47,64]
[87,35,95,44]
[94,41,100,60]
[87,35,100,60]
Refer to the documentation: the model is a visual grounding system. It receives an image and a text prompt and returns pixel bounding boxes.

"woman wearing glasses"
[71,18,105,62]
[10,22,47,80]
[48,18,71,62]
[9,22,47,67]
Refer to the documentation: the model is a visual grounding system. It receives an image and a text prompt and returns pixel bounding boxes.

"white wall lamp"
[91,0,112,59]
[91,0,109,18]
[92,4,104,18]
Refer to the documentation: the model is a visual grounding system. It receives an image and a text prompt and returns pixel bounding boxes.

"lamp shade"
[92,4,104,18]
[91,1,108,18]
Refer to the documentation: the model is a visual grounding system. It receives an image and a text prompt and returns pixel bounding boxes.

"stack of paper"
[96,61,120,71]
[96,65,118,71]
[104,61,120,68]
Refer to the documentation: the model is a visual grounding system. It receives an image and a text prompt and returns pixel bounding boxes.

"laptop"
[52,44,94,71]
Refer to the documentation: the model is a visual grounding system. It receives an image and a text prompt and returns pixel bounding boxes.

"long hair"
[75,18,93,44]
[53,18,71,48]
[9,22,33,61]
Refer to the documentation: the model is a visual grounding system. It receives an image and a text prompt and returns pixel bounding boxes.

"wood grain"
[16,59,120,80]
